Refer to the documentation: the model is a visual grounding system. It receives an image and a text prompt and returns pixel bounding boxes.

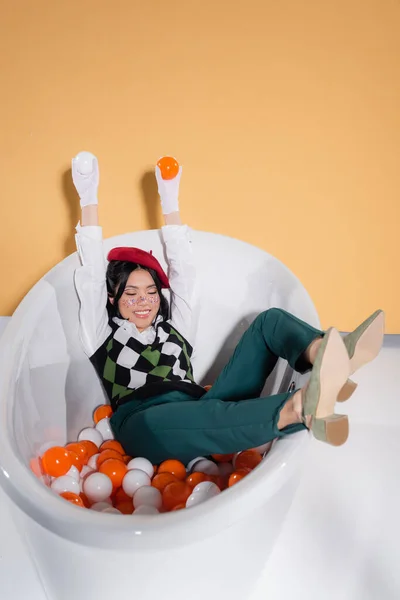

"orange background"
[0,0,399,331]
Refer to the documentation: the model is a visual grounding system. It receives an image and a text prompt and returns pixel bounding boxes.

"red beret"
[107,247,170,289]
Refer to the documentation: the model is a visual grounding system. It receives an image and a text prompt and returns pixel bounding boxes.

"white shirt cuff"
[75,221,103,241]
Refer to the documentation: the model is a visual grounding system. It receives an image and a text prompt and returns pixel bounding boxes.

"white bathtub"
[0,230,319,600]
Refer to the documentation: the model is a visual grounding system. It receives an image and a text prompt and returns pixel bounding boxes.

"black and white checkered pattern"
[90,318,195,406]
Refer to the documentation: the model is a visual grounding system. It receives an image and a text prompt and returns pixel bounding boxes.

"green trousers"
[110,308,322,464]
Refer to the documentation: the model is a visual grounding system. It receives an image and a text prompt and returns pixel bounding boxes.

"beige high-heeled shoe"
[337,310,385,402]
[301,327,350,446]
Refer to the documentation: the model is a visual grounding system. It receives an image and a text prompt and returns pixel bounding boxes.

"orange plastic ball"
[29,457,43,478]
[93,405,113,424]
[97,449,125,468]
[122,455,132,464]
[99,458,127,488]
[152,472,178,493]
[115,500,134,515]
[186,472,210,488]
[220,476,230,491]
[60,492,85,507]
[79,440,99,459]
[68,450,84,472]
[162,481,192,511]
[113,488,131,504]
[100,440,125,455]
[208,474,226,490]
[212,453,235,463]
[235,450,262,471]
[228,468,251,487]
[42,446,73,477]
[66,442,89,465]
[80,493,91,508]
[158,459,186,481]
[153,464,158,475]
[157,156,179,180]
[171,503,186,511]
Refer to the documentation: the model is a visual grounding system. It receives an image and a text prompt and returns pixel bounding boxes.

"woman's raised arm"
[156,164,197,345]
[72,152,111,356]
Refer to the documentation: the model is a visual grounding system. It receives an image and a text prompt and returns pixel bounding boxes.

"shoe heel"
[312,414,349,446]
[337,379,358,402]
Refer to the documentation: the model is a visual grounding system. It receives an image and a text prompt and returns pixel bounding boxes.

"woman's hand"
[72,152,99,207]
[155,165,182,215]
[72,151,99,226]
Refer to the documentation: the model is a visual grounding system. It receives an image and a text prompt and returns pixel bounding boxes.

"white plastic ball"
[80,465,95,479]
[134,505,159,515]
[192,459,219,476]
[186,492,201,508]
[127,457,154,478]
[66,466,80,482]
[90,501,113,512]
[103,507,121,514]
[78,428,103,448]
[83,472,113,503]
[186,481,221,509]
[95,418,114,442]
[87,453,100,470]
[186,457,207,473]
[51,475,80,495]
[38,441,59,456]
[133,486,162,510]
[122,469,151,498]
[79,466,97,492]
[75,151,96,175]
[192,481,221,496]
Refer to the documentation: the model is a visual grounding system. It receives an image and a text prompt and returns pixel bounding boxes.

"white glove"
[155,165,182,214]
[71,152,99,207]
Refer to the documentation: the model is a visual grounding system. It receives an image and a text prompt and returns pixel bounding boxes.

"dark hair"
[106,261,169,322]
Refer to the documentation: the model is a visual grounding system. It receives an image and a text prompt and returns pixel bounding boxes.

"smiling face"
[116,268,161,332]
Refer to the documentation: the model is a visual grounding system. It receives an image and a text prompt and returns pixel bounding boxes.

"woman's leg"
[115,327,350,463]
[116,391,304,465]
[204,308,323,402]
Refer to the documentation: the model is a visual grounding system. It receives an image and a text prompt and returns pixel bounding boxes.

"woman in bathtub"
[72,153,384,464]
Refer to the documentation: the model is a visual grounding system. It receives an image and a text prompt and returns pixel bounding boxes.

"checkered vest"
[90,319,204,411]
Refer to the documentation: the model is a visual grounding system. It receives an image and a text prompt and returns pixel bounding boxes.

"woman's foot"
[297,328,350,446]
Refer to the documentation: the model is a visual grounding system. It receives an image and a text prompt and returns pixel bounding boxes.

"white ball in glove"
[71,151,99,207]
[75,151,96,175]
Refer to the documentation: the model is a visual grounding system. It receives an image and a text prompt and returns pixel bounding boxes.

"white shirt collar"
[112,314,163,337]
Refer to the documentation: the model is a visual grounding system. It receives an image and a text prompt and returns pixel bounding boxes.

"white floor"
[0,316,399,600]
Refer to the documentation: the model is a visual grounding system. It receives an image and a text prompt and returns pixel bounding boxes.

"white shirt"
[74,223,196,358]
